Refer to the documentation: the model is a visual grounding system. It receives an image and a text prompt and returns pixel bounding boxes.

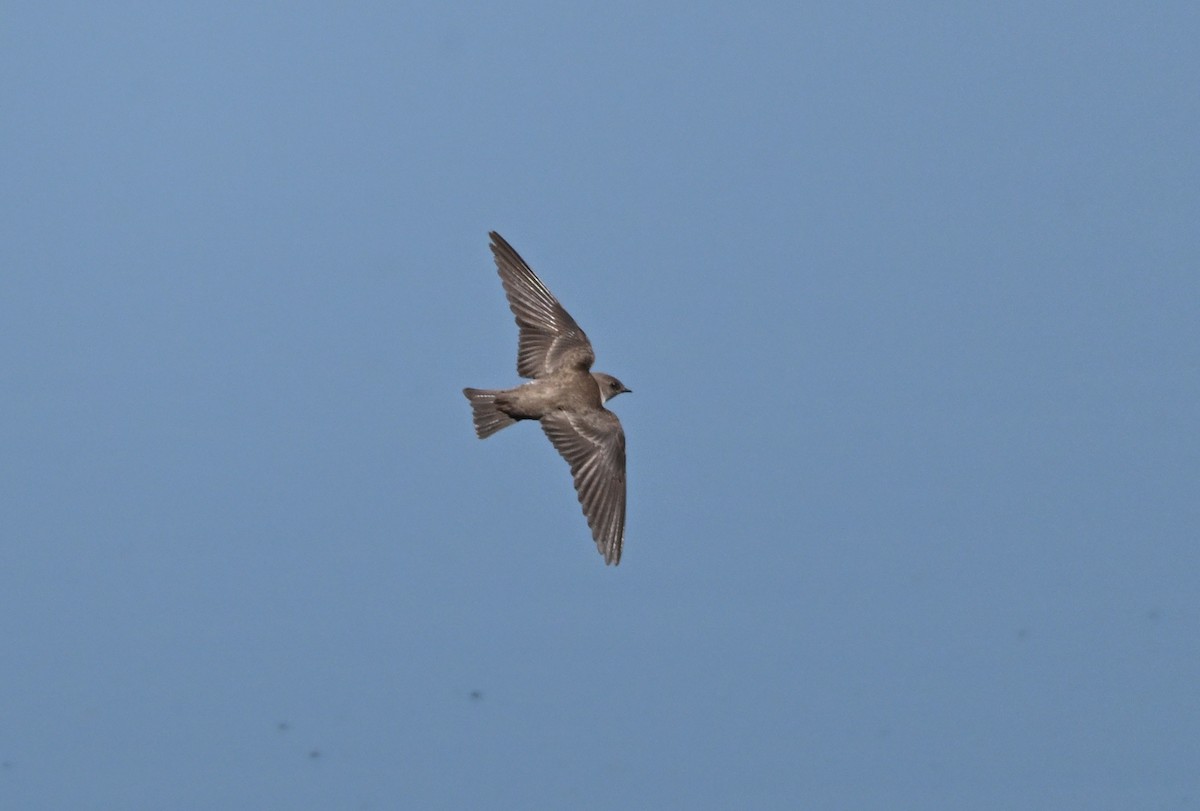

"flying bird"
[463,232,631,565]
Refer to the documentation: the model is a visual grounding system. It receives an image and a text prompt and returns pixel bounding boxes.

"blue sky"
[3,2,1198,808]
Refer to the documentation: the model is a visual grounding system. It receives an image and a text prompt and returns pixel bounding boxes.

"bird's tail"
[462,388,517,439]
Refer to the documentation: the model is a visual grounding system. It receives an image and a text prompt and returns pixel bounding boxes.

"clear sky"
[3,2,1198,809]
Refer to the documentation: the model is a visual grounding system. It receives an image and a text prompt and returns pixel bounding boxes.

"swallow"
[463,232,631,565]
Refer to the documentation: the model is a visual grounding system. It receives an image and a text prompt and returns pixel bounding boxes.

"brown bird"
[463,232,631,565]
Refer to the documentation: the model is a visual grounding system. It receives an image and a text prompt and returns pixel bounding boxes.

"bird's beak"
[622,386,633,394]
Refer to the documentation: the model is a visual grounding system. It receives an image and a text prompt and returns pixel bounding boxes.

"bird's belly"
[500,375,598,419]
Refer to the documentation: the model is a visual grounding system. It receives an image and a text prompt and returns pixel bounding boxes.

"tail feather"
[462,388,517,438]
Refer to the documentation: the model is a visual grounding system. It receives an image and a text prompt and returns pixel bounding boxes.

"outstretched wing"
[490,232,595,378]
[541,408,627,565]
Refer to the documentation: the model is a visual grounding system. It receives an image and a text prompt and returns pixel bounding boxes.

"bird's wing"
[490,232,595,378]
[541,409,627,565]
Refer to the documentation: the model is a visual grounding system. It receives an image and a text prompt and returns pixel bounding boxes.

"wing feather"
[541,409,627,565]
[490,232,595,378]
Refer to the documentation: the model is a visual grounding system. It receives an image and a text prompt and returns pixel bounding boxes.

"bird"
[463,232,631,565]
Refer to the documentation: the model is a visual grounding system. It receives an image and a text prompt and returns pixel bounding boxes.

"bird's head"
[593,372,632,404]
